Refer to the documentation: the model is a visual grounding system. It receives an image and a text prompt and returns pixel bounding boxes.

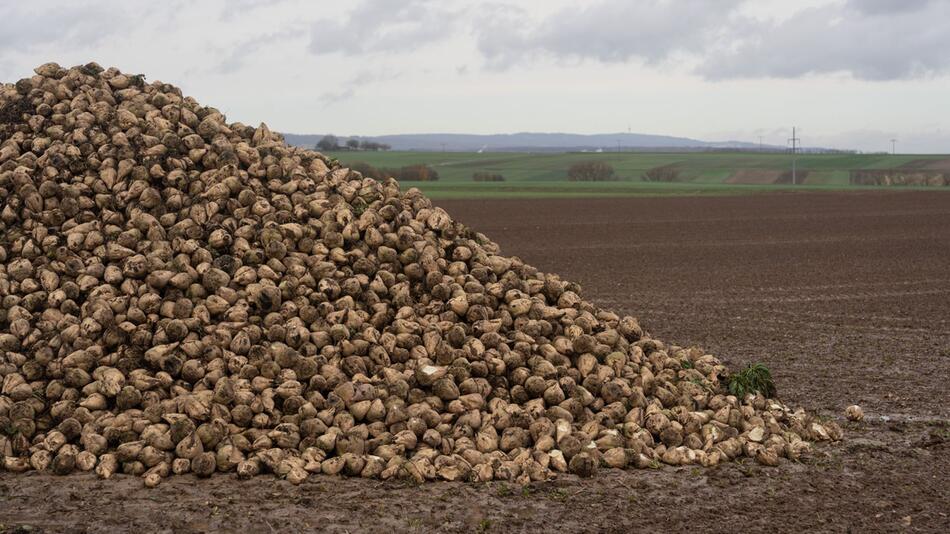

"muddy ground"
[2,191,949,533]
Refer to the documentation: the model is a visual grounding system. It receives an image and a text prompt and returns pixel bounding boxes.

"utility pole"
[890,139,897,155]
[788,127,801,185]
[758,135,763,151]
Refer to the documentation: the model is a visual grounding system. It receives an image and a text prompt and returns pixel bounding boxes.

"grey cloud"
[309,0,457,56]
[212,31,299,75]
[470,0,950,81]
[7,0,947,86]
[219,0,291,21]
[847,0,934,15]
[475,0,743,68]
[701,2,950,80]
[469,3,534,69]
[319,87,357,106]
[317,69,403,105]
[0,1,131,53]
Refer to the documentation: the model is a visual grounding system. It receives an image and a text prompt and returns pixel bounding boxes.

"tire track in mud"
[627,308,950,338]
[628,278,950,296]
[513,233,950,251]
[4,192,949,534]
[440,192,950,416]
[660,287,950,304]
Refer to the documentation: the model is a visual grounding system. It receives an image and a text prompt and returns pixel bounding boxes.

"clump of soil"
[0,63,840,487]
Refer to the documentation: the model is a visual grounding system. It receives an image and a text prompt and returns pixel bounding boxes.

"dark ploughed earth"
[2,191,949,533]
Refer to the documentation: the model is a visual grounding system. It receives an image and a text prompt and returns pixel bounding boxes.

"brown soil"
[3,191,949,533]
[900,158,950,171]
[724,169,783,184]
[725,169,809,185]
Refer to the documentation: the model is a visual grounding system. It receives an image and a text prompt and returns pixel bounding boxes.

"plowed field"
[2,191,948,533]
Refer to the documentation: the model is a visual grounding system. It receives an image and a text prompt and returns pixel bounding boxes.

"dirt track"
[2,191,949,533]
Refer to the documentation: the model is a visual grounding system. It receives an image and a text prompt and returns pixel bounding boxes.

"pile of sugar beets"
[0,63,841,487]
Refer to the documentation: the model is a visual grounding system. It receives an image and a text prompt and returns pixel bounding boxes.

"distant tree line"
[567,161,616,181]
[641,164,680,182]
[316,134,391,152]
[349,161,440,182]
[472,172,505,182]
[850,169,949,186]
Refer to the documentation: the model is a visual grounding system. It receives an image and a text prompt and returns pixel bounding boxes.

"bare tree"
[472,172,505,182]
[567,161,616,181]
[316,134,339,151]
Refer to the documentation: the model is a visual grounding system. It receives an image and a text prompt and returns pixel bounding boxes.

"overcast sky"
[2,0,949,152]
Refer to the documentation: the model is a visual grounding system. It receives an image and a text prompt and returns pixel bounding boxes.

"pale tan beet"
[0,63,840,486]
[845,405,864,422]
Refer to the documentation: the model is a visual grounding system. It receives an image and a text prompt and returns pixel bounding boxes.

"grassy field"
[324,150,950,198]
[383,180,950,199]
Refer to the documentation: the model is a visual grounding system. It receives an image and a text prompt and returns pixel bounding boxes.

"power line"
[788,127,801,185]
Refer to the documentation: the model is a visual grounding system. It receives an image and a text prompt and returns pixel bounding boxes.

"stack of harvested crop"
[0,63,841,486]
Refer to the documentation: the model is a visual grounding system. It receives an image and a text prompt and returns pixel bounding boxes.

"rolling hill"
[282,132,771,152]
[318,150,950,198]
